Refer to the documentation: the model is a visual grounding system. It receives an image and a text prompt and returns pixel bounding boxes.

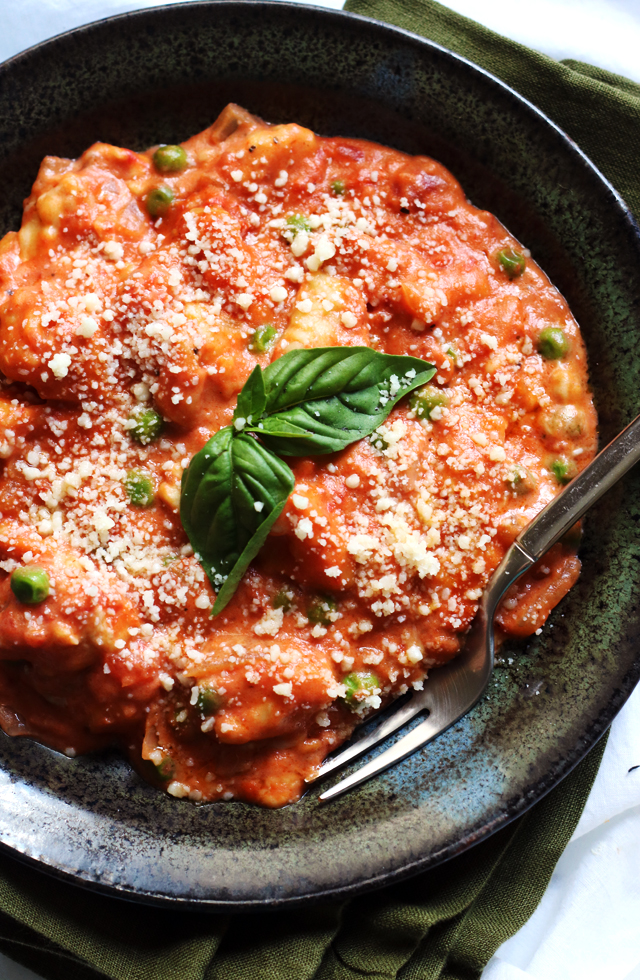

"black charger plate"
[0,1,639,909]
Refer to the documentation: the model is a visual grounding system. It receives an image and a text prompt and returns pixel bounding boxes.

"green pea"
[342,671,380,707]
[272,588,293,611]
[124,470,154,507]
[129,407,164,445]
[286,214,311,233]
[153,144,188,173]
[370,431,388,452]
[155,757,175,781]
[540,405,584,439]
[330,179,345,195]
[250,324,277,353]
[197,685,223,716]
[146,185,174,219]
[307,595,338,626]
[505,464,536,495]
[410,384,449,421]
[497,247,526,279]
[550,456,578,485]
[538,327,569,360]
[10,565,49,605]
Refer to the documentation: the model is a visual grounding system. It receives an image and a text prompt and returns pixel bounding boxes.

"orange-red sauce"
[0,105,596,807]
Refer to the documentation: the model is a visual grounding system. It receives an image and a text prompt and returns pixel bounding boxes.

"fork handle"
[517,412,640,561]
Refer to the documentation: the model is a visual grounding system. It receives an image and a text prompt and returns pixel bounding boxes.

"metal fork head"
[314,410,640,802]
[314,542,532,803]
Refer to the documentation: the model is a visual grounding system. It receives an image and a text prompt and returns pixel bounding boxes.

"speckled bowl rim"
[0,1,637,910]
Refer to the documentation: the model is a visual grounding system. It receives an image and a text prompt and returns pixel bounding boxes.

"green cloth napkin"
[2,1,639,977]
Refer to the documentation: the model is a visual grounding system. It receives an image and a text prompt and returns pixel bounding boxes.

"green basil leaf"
[251,418,314,441]
[180,426,294,615]
[257,348,436,455]
[233,364,266,426]
[262,347,434,413]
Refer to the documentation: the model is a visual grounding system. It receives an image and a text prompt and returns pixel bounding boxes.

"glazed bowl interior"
[0,0,639,909]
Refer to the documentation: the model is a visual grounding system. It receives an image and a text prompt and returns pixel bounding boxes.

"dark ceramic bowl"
[0,1,639,910]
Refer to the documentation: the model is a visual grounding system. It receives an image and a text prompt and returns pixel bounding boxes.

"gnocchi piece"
[280,273,368,351]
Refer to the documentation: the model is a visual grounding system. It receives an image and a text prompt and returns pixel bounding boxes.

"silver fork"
[314,411,640,803]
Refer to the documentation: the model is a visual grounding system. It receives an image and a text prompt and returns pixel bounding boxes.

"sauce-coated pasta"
[0,105,596,807]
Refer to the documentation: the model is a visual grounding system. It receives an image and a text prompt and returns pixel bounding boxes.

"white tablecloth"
[0,3,639,979]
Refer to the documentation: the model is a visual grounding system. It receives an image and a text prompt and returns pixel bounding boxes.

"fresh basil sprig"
[180,346,435,615]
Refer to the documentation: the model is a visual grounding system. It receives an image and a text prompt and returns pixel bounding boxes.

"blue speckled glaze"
[0,1,638,909]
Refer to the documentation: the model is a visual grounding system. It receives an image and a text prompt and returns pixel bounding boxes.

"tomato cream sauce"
[0,104,596,807]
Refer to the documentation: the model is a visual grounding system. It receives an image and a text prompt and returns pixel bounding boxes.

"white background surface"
[0,2,639,979]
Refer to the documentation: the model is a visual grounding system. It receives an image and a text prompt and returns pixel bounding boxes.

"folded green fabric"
[1,1,637,977]
[0,734,606,980]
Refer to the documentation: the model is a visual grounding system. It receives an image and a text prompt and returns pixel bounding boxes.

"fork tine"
[318,712,445,802]
[311,687,432,781]
[316,618,495,801]
[318,709,451,803]
[314,610,492,786]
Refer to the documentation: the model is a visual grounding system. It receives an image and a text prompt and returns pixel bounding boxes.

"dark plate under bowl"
[0,1,639,910]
